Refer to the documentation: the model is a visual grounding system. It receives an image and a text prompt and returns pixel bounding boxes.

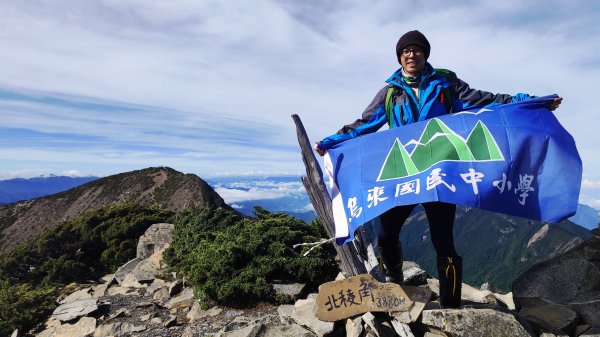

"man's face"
[400,44,426,76]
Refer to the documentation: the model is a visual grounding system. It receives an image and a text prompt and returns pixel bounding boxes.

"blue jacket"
[318,63,531,149]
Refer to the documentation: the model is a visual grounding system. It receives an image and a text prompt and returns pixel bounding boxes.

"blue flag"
[325,96,582,245]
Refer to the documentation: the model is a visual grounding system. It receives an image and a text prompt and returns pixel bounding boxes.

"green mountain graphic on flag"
[377,118,504,181]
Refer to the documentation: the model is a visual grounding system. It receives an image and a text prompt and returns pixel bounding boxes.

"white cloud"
[582,179,600,189]
[0,1,598,178]
[213,179,306,203]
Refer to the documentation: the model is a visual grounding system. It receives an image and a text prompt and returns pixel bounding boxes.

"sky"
[1,0,599,207]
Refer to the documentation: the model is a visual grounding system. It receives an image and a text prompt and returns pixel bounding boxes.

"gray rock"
[164,314,178,327]
[164,287,194,310]
[52,298,98,322]
[362,312,397,337]
[225,310,245,320]
[581,325,600,336]
[421,308,534,337]
[129,245,169,283]
[290,297,334,337]
[93,322,146,337]
[153,286,171,305]
[114,258,142,284]
[272,283,306,300]
[403,262,430,286]
[146,278,168,294]
[513,236,600,326]
[106,286,137,296]
[10,329,19,337]
[169,279,184,296]
[390,320,415,337]
[278,304,294,324]
[346,317,363,337]
[136,223,174,259]
[519,304,579,335]
[92,283,108,298]
[54,317,96,337]
[187,302,223,322]
[59,288,93,304]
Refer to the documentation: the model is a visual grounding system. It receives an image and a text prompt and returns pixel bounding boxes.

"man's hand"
[549,97,563,111]
[313,143,326,156]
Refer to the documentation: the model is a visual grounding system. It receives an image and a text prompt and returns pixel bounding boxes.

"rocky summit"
[16,223,600,337]
[0,167,230,254]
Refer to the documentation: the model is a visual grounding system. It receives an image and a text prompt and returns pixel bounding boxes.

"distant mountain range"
[0,175,99,205]
[0,167,229,253]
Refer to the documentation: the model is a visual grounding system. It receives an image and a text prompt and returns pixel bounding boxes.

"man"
[314,30,561,308]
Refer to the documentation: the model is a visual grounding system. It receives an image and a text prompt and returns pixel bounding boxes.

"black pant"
[377,202,458,257]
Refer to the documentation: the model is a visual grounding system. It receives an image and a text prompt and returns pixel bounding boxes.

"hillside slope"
[0,167,230,254]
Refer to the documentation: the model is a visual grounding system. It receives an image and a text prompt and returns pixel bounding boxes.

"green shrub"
[0,280,56,336]
[165,207,338,307]
[0,201,174,285]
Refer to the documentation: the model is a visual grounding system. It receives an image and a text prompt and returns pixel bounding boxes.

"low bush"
[0,280,56,336]
[164,206,338,307]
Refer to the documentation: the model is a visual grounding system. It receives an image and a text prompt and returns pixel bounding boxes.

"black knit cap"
[396,30,430,62]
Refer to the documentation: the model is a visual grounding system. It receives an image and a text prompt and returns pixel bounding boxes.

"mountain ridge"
[0,167,230,254]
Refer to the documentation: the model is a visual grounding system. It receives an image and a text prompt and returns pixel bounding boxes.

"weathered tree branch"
[292,114,383,280]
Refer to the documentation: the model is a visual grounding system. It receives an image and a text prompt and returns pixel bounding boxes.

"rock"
[513,237,600,327]
[120,273,147,288]
[10,329,19,337]
[92,283,109,298]
[137,223,174,259]
[93,322,146,337]
[182,327,197,337]
[54,317,96,337]
[147,278,168,294]
[362,312,397,337]
[291,297,334,337]
[519,304,579,335]
[403,262,430,286]
[427,279,498,305]
[153,286,171,305]
[390,319,415,337]
[169,279,184,296]
[225,310,245,320]
[273,283,306,301]
[165,287,195,310]
[106,286,137,296]
[187,302,223,322]
[36,328,54,337]
[52,298,98,322]
[59,288,93,304]
[129,245,169,283]
[164,314,178,327]
[346,317,363,337]
[114,258,142,284]
[391,285,432,323]
[150,317,163,325]
[277,304,295,324]
[140,313,153,321]
[421,308,534,337]
[107,308,129,321]
[480,282,497,292]
[580,325,600,336]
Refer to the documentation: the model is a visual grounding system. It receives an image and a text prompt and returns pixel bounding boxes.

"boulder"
[390,319,415,337]
[136,223,174,259]
[420,308,534,337]
[519,304,579,335]
[513,236,600,326]
[129,245,169,283]
[113,258,142,284]
[580,325,600,336]
[427,279,498,305]
[52,298,98,322]
[11,329,19,337]
[146,278,168,294]
[290,296,334,337]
